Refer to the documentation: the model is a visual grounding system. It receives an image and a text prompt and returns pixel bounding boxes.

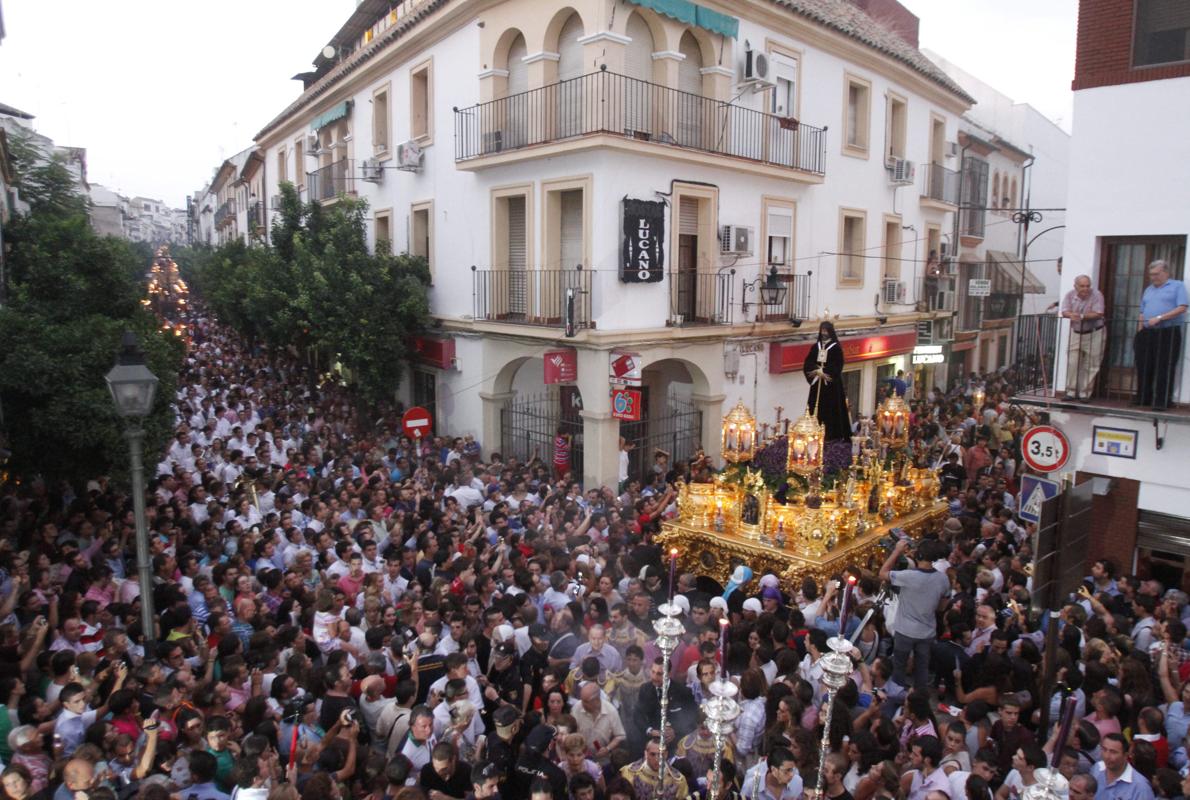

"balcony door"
[765,51,798,165]
[675,33,703,149]
[624,14,653,138]
[507,196,528,318]
[505,35,529,149]
[1099,236,1187,399]
[675,198,699,322]
[556,15,584,140]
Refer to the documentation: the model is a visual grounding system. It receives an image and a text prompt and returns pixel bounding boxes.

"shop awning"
[625,0,738,38]
[310,100,352,131]
[987,249,1046,294]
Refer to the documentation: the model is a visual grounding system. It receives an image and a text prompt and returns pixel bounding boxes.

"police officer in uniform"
[512,724,568,800]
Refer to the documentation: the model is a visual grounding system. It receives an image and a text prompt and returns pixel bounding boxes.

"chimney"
[847,0,920,49]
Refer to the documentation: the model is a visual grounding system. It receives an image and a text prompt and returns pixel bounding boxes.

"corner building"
[253,0,974,489]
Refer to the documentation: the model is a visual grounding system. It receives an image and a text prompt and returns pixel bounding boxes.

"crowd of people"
[0,302,1186,800]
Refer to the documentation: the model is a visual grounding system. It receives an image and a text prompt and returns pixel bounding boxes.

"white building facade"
[252,0,974,489]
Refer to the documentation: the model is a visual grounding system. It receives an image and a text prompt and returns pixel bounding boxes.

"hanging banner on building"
[544,348,578,384]
[621,199,665,283]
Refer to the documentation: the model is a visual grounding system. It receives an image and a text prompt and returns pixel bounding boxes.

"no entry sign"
[402,406,433,439]
[1021,425,1070,473]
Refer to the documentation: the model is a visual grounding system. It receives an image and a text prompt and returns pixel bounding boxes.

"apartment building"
[250,0,975,488]
[211,148,254,246]
[925,51,1070,380]
[1015,0,1190,587]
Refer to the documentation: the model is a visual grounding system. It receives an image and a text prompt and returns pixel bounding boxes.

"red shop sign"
[411,336,456,370]
[768,330,917,374]
[544,348,578,384]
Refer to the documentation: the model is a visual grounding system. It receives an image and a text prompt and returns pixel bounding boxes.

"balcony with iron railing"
[307,160,354,203]
[247,201,264,230]
[749,270,814,323]
[960,206,986,240]
[214,200,236,228]
[664,270,737,326]
[921,162,960,207]
[471,266,592,332]
[454,69,827,178]
[1012,313,1190,422]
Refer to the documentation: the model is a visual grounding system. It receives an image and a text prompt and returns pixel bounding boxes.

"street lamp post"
[105,332,159,662]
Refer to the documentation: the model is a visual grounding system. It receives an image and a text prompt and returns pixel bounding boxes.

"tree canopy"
[177,183,431,406]
[0,129,182,491]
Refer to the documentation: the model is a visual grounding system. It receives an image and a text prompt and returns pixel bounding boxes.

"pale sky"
[0,0,1076,209]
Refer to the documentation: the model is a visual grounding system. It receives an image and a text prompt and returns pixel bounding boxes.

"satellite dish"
[322,45,336,60]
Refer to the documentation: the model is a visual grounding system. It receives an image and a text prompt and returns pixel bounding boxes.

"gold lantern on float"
[721,402,758,463]
[972,386,986,411]
[786,409,825,475]
[877,395,910,447]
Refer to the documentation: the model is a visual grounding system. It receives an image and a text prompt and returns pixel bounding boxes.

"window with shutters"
[769,52,798,118]
[542,177,590,273]
[676,32,703,148]
[411,201,433,281]
[885,92,908,163]
[410,59,433,144]
[556,14,585,139]
[762,199,795,268]
[843,74,871,157]
[492,185,533,319]
[276,148,287,185]
[372,83,391,158]
[505,34,529,148]
[882,215,902,281]
[1133,0,1190,66]
[374,209,392,255]
[624,14,654,137]
[293,138,305,190]
[838,208,866,287]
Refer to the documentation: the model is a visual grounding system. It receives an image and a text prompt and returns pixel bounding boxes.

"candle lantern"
[877,395,910,447]
[787,409,825,475]
[972,386,986,411]
[721,402,758,464]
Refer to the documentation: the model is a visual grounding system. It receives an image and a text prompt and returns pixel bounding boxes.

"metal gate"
[501,391,584,479]
[622,398,702,482]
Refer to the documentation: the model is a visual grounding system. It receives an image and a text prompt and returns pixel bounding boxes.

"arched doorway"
[497,357,584,479]
[620,358,708,483]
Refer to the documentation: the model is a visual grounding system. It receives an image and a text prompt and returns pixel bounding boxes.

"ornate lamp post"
[653,602,685,799]
[105,332,159,662]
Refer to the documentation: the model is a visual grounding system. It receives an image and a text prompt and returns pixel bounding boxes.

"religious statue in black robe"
[803,321,852,441]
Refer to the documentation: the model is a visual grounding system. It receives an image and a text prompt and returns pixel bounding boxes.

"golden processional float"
[658,394,948,588]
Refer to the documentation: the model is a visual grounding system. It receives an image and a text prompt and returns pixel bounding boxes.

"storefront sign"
[768,331,917,374]
[912,344,945,365]
[544,348,577,384]
[1092,425,1138,459]
[968,278,992,297]
[410,336,455,370]
[611,388,642,421]
[621,199,665,283]
[610,351,643,386]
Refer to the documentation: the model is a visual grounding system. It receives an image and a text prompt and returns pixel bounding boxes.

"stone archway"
[618,357,719,483]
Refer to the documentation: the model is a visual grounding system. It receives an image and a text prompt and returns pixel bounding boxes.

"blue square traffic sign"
[1018,475,1061,524]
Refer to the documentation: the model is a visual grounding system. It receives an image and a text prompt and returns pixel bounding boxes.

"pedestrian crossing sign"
[1018,475,1060,524]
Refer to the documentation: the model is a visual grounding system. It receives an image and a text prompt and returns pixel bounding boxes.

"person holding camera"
[880,538,950,691]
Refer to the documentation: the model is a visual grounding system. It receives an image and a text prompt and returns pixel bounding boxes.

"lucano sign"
[621,199,665,283]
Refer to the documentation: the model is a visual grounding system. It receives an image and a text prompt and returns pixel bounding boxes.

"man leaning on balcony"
[1061,275,1106,401]
[1134,260,1189,411]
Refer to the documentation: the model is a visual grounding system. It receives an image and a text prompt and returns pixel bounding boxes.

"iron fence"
[1012,313,1060,395]
[756,270,814,322]
[455,69,827,175]
[472,266,592,330]
[501,391,584,478]
[668,270,735,326]
[620,398,703,483]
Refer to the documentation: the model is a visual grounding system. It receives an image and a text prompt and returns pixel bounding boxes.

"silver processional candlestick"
[654,602,685,800]
[704,674,741,800]
[813,635,855,800]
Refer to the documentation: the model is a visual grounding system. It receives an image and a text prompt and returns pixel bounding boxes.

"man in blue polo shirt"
[1135,259,1188,410]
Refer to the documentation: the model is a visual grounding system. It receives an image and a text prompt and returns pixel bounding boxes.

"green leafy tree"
[0,135,182,491]
[185,183,430,407]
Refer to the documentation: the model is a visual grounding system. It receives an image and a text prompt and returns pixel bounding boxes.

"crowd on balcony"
[0,304,1187,800]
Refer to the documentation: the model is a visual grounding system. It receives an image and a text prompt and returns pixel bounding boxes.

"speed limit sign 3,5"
[1021,424,1070,473]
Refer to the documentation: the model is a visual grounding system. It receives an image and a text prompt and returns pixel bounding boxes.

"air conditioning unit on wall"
[883,278,906,304]
[360,159,384,182]
[721,225,754,255]
[888,158,916,185]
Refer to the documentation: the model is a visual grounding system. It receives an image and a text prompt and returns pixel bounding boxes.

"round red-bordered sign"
[1021,424,1070,473]
[401,406,433,440]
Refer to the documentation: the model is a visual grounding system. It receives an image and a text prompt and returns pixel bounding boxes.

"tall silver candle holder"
[813,635,854,800]
[703,677,741,800]
[654,602,685,800]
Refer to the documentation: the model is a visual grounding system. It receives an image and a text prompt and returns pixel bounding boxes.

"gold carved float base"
[657,501,949,589]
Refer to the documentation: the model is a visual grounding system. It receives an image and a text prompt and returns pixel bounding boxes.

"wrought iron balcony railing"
[923,162,960,205]
[471,266,592,331]
[455,70,827,176]
[307,160,354,203]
